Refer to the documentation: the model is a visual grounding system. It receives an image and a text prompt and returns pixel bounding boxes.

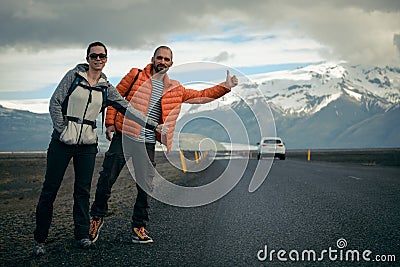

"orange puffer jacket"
[106,63,231,152]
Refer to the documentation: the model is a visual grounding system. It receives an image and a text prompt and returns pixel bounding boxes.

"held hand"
[225,70,238,89]
[106,125,116,141]
[156,123,170,135]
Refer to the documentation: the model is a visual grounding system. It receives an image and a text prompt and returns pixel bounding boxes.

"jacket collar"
[75,63,108,84]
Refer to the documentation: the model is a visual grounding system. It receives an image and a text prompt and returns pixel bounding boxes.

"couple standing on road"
[33,41,239,256]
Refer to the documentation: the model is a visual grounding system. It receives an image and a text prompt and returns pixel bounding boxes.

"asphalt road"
[90,158,399,266]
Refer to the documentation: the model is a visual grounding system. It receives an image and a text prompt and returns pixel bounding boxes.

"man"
[89,46,238,243]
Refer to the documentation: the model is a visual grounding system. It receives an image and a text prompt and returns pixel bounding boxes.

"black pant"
[34,138,98,242]
[90,132,155,228]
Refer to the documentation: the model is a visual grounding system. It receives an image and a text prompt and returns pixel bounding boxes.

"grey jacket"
[49,64,157,145]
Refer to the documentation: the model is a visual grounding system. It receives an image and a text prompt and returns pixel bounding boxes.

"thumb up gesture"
[225,70,238,89]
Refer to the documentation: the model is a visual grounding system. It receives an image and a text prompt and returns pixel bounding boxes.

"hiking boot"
[33,241,46,256]
[131,227,153,243]
[78,238,96,249]
[89,217,104,242]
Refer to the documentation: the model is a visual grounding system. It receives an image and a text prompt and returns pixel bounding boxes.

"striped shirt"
[132,78,163,143]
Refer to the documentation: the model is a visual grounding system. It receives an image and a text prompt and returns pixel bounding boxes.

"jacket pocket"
[80,124,98,145]
[59,121,80,145]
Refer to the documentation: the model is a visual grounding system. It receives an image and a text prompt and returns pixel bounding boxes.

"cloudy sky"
[0,0,399,112]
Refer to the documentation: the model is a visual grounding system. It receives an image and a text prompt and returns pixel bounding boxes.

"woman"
[33,41,166,255]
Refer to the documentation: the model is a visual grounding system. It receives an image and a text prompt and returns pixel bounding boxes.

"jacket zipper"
[77,88,93,144]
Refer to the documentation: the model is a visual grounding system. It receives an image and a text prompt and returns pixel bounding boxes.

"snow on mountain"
[251,62,347,83]
[256,63,399,115]
[0,98,50,114]
[183,62,400,117]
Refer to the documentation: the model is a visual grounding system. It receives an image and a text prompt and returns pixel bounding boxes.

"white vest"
[60,73,105,145]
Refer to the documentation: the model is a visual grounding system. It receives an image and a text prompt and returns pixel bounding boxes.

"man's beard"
[154,63,168,73]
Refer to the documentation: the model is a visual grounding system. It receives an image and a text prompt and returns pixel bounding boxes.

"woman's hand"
[156,123,170,135]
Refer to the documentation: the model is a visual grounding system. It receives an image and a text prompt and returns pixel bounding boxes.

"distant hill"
[176,95,400,149]
[0,106,222,152]
[274,95,400,149]
[0,106,52,151]
[0,106,111,151]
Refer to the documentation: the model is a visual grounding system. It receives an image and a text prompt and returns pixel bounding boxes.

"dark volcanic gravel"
[0,153,202,266]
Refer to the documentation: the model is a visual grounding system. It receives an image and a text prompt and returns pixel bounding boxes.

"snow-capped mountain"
[178,62,400,149]
[259,63,399,115]
[184,62,400,117]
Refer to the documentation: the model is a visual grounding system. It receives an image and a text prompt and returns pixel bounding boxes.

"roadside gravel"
[0,154,197,266]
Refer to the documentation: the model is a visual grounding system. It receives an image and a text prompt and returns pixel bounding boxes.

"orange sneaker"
[132,227,153,243]
[89,217,104,242]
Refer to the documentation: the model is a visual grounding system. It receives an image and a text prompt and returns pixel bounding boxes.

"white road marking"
[348,176,362,180]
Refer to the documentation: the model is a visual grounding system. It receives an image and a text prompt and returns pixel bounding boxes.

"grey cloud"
[0,0,399,64]
[239,1,400,65]
[204,51,234,62]
[0,2,173,49]
[337,0,400,12]
[0,0,238,50]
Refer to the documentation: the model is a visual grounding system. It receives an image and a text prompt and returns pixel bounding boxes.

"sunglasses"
[89,53,107,59]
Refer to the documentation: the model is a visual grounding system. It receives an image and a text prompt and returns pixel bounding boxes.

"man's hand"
[106,125,116,141]
[225,70,238,89]
[156,123,170,135]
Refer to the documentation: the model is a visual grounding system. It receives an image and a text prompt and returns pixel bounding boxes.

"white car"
[257,137,286,160]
